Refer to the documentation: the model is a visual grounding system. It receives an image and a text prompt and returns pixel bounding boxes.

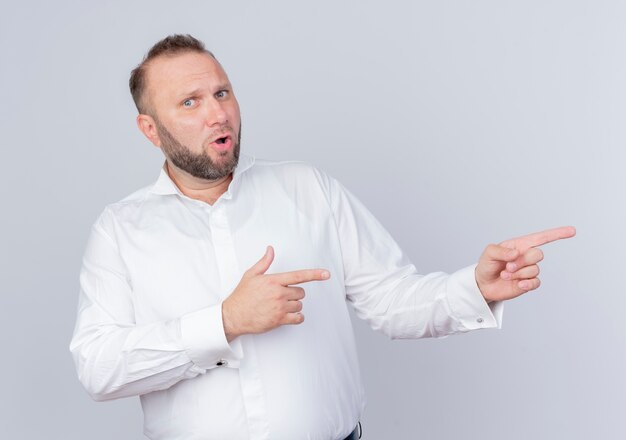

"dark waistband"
[342,422,362,440]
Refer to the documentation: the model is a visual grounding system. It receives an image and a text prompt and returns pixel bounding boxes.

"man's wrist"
[474,267,494,303]
[221,300,239,342]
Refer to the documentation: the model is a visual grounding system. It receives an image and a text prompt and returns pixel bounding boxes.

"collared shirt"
[70,155,501,440]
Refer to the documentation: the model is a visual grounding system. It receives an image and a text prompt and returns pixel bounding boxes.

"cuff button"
[216,359,228,367]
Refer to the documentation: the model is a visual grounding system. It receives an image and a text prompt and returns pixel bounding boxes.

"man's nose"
[204,99,228,127]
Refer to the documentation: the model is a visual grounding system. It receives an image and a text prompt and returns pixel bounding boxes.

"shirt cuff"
[446,264,503,331]
[180,303,243,370]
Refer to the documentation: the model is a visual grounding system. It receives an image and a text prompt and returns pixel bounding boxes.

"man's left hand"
[475,226,576,302]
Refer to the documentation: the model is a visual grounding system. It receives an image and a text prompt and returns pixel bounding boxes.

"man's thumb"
[246,245,274,277]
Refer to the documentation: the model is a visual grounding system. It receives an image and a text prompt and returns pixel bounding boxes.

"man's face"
[144,51,242,180]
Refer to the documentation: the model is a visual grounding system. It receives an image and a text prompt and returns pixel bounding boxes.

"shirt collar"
[149,154,256,197]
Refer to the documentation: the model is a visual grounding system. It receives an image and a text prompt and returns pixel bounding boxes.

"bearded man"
[70,34,575,440]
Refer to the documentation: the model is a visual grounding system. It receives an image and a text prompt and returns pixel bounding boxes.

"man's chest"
[115,193,341,324]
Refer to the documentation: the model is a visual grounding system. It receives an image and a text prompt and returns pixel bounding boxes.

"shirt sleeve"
[318,170,503,339]
[69,213,242,402]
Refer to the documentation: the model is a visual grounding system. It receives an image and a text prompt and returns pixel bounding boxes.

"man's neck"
[165,161,233,206]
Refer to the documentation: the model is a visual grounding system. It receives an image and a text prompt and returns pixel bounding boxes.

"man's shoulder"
[108,183,154,210]
[252,157,317,172]
[247,157,331,185]
[93,181,159,231]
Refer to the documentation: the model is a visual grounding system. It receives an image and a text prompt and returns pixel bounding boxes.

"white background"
[1,1,624,438]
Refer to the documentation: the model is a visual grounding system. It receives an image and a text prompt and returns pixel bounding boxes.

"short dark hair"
[129,34,215,114]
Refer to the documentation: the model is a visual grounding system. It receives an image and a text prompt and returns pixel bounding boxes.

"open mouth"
[211,134,233,152]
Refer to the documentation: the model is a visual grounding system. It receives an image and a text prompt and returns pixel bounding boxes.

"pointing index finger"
[271,269,331,286]
[501,226,576,251]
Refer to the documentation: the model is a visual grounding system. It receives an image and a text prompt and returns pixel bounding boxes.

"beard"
[154,117,241,181]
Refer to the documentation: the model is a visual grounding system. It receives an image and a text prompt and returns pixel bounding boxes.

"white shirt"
[70,155,502,440]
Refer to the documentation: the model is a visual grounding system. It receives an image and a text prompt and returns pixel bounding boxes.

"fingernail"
[519,280,528,290]
[321,271,330,279]
[507,262,517,272]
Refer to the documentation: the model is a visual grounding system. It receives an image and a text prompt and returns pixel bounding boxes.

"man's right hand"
[221,246,330,342]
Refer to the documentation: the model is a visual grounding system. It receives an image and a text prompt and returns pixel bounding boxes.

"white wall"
[1,1,624,438]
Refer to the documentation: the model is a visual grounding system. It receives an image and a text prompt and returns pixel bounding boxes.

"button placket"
[207,204,271,439]
[209,206,240,298]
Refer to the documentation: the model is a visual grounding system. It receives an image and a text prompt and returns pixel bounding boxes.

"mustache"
[207,125,236,143]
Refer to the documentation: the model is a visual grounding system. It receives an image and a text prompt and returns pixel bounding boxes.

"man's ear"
[136,114,161,147]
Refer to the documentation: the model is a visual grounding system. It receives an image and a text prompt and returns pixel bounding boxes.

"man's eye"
[216,90,228,99]
[182,99,196,107]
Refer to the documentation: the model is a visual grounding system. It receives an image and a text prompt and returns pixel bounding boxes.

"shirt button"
[216,359,228,367]
[476,317,484,324]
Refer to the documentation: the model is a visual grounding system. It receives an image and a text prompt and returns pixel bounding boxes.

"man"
[70,34,575,440]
